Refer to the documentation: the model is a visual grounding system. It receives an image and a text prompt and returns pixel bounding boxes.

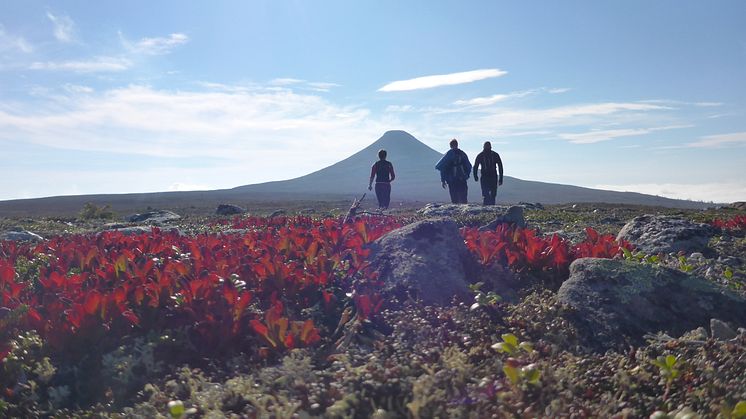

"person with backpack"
[368,149,396,210]
[473,141,504,205]
[435,139,472,204]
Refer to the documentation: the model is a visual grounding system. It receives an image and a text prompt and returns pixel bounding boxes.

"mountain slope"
[0,130,709,216]
[230,130,706,208]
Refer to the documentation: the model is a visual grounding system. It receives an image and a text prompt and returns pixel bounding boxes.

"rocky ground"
[1,202,745,418]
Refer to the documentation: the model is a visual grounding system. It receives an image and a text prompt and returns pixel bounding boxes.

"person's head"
[483,141,492,151]
[449,139,458,149]
[378,149,387,160]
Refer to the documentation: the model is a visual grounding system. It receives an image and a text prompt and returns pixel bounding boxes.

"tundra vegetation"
[0,203,745,418]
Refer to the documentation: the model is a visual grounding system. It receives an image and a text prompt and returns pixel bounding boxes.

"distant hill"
[0,130,709,217]
[231,130,707,208]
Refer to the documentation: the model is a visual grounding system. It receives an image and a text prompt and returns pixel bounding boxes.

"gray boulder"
[478,205,526,231]
[417,203,509,218]
[1,230,44,242]
[616,215,715,255]
[216,204,246,216]
[126,210,181,224]
[368,218,473,305]
[557,258,746,351]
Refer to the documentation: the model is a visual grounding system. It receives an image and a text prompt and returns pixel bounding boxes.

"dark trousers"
[374,182,391,209]
[448,179,468,204]
[480,175,498,205]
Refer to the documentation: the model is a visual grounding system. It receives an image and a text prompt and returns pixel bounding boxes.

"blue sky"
[1,1,745,202]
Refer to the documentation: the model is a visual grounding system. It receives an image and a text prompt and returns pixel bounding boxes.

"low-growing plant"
[78,202,115,220]
[468,282,502,310]
[491,333,534,356]
[720,401,746,419]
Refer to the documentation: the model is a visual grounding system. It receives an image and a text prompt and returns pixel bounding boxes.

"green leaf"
[519,342,534,353]
[665,355,677,368]
[522,364,541,384]
[503,365,519,385]
[492,342,511,354]
[733,400,746,418]
[622,248,632,259]
[168,400,185,419]
[502,333,519,347]
[725,267,734,280]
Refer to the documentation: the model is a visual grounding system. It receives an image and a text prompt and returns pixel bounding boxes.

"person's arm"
[496,152,504,185]
[389,162,396,182]
[473,153,481,181]
[368,163,376,190]
[435,151,452,185]
[463,151,472,180]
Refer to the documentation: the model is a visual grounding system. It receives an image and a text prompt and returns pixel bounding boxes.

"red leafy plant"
[462,225,633,282]
[710,215,746,232]
[0,215,401,362]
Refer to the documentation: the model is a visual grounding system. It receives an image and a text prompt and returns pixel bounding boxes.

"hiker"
[473,141,504,205]
[368,149,396,210]
[435,139,472,204]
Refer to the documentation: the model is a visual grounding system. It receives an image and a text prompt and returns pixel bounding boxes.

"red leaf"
[84,291,101,315]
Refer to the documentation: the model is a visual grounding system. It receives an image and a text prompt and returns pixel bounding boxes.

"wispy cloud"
[548,87,571,94]
[307,82,340,92]
[379,68,507,92]
[639,99,723,107]
[122,32,189,55]
[558,125,688,144]
[63,84,94,94]
[29,56,132,72]
[686,132,746,148]
[0,85,389,180]
[595,182,745,203]
[46,12,75,43]
[0,25,33,53]
[270,78,304,86]
[453,89,538,107]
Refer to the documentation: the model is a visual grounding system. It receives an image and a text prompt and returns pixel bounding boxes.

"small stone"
[710,318,737,340]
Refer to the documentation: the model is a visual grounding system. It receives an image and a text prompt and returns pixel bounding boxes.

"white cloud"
[63,84,94,94]
[0,25,33,53]
[30,56,132,72]
[594,182,746,203]
[548,87,571,94]
[270,78,304,86]
[639,99,723,107]
[306,82,340,91]
[379,69,508,92]
[0,85,389,181]
[46,12,75,43]
[558,125,688,144]
[453,89,537,107]
[385,105,413,113]
[122,32,189,55]
[687,132,746,148]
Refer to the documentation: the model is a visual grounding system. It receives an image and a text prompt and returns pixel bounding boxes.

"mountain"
[0,130,709,217]
[231,130,707,208]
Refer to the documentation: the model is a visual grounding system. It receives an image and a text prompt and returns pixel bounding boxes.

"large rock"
[1,230,44,242]
[478,205,526,230]
[368,218,473,305]
[616,215,715,255]
[126,210,181,224]
[417,203,510,218]
[557,258,746,351]
[216,204,246,216]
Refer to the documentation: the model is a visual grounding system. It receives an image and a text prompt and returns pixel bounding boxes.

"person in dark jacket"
[435,139,472,204]
[368,149,396,209]
[473,141,504,205]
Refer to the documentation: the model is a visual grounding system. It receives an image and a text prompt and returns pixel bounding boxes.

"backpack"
[452,150,467,181]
